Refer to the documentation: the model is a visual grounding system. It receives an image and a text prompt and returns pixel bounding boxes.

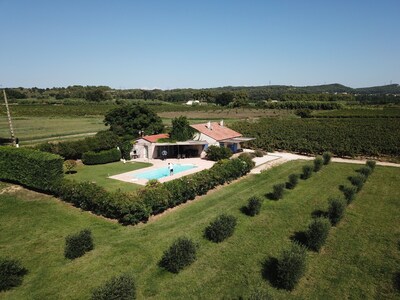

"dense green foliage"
[245,196,262,216]
[82,148,121,165]
[271,183,285,200]
[313,156,324,172]
[366,160,376,170]
[159,237,197,273]
[342,185,358,204]
[259,101,343,110]
[322,152,332,165]
[35,130,120,160]
[301,165,313,179]
[91,274,136,300]
[275,242,307,291]
[305,218,331,252]
[328,197,346,226]
[169,116,195,141]
[232,118,400,157]
[358,166,373,177]
[349,174,367,192]
[287,173,299,189]
[0,258,28,292]
[64,229,94,259]
[0,146,63,191]
[104,104,163,137]
[205,214,237,243]
[205,145,233,161]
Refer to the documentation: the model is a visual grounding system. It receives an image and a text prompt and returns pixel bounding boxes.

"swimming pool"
[134,164,197,180]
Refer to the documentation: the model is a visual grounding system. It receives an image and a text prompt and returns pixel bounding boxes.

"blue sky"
[0,0,399,89]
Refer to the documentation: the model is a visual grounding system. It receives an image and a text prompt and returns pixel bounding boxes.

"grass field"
[66,161,151,192]
[1,161,399,299]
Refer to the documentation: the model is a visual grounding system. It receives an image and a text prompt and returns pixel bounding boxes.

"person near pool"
[168,163,174,176]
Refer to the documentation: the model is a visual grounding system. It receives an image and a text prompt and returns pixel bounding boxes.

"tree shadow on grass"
[65,170,77,174]
[394,271,400,292]
[311,209,328,219]
[261,256,279,288]
[290,231,308,248]
[265,192,278,201]
[240,206,249,215]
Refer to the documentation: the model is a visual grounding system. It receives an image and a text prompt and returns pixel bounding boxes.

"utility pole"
[2,89,16,146]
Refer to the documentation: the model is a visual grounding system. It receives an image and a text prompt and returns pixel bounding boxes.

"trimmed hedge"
[159,237,197,273]
[64,229,94,259]
[82,148,121,165]
[205,214,237,243]
[301,165,313,179]
[342,185,357,204]
[54,156,254,226]
[91,274,136,300]
[205,145,233,161]
[349,174,367,192]
[0,146,63,191]
[313,156,324,172]
[0,258,28,292]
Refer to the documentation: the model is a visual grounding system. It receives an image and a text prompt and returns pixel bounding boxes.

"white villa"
[132,121,254,159]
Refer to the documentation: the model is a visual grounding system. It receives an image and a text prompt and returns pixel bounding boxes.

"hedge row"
[82,148,121,165]
[0,146,64,191]
[55,155,255,225]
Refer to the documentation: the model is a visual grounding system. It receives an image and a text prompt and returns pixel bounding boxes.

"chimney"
[219,120,224,127]
[207,121,211,129]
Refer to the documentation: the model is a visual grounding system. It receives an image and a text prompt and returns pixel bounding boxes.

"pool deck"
[109,158,215,185]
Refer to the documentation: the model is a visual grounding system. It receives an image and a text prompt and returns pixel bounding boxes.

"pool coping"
[109,158,215,186]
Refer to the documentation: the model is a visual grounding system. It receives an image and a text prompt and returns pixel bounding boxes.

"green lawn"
[0,161,399,299]
[66,161,151,192]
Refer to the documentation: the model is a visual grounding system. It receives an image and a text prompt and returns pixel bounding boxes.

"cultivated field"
[1,161,399,299]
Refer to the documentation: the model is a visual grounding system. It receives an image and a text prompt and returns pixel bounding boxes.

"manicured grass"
[0,162,399,299]
[66,161,151,192]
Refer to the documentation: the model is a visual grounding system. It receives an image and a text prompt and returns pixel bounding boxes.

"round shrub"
[322,152,332,165]
[245,196,262,216]
[358,166,372,178]
[254,150,265,157]
[350,174,367,192]
[287,174,299,189]
[64,229,94,259]
[305,217,331,252]
[328,197,346,226]
[366,160,376,170]
[276,242,307,291]
[0,258,28,291]
[342,185,357,204]
[91,273,136,300]
[205,214,237,243]
[301,165,313,179]
[271,183,285,200]
[159,237,197,273]
[313,156,324,172]
[205,145,233,161]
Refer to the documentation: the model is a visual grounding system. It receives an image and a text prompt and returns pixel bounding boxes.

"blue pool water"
[134,164,197,180]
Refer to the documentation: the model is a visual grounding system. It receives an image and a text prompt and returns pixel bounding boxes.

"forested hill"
[2,83,399,103]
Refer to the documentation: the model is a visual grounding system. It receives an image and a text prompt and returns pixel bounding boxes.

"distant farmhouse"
[185,100,200,105]
[132,121,254,159]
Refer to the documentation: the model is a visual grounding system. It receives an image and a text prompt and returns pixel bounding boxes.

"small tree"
[328,197,346,226]
[170,116,195,141]
[64,229,94,259]
[322,152,332,165]
[287,174,299,189]
[91,274,136,300]
[350,174,367,192]
[366,160,376,170]
[313,156,324,172]
[245,196,262,216]
[358,166,372,178]
[0,258,28,291]
[301,165,313,179]
[276,242,307,291]
[342,185,357,204]
[305,217,331,252]
[205,214,237,243]
[205,145,233,161]
[271,183,285,200]
[159,237,197,273]
[64,159,77,174]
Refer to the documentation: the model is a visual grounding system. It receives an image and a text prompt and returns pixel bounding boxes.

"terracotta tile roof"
[142,133,169,143]
[190,122,242,141]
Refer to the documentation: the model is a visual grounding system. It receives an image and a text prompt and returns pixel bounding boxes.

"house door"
[144,146,148,158]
